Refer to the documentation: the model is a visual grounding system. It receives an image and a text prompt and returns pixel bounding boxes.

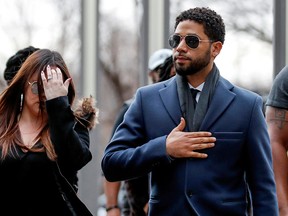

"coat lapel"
[159,78,183,126]
[200,77,235,130]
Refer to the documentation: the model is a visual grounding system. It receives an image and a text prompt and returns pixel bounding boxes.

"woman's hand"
[41,65,71,100]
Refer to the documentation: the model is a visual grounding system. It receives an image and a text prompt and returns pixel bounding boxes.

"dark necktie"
[190,88,200,108]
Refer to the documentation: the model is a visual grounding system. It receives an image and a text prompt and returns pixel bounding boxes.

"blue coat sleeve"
[245,96,278,215]
[102,89,172,182]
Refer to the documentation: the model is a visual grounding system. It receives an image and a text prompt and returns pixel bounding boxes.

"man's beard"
[175,49,211,76]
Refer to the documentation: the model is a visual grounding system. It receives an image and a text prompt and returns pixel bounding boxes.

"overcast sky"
[101,0,273,92]
[0,0,273,92]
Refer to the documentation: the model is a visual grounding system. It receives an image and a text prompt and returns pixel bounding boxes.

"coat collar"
[159,77,235,130]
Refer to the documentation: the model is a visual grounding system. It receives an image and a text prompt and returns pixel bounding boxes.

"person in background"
[148,48,173,83]
[103,48,173,216]
[0,49,98,215]
[4,46,40,85]
[158,55,175,82]
[102,7,278,215]
[265,65,288,216]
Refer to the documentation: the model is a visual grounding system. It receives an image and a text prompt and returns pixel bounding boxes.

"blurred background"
[0,0,285,214]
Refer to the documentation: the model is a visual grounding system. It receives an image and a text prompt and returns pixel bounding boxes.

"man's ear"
[211,41,222,58]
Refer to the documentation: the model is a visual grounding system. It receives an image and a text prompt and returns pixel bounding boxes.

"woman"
[0,49,97,215]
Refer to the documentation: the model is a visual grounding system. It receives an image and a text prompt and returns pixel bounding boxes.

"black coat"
[0,96,92,216]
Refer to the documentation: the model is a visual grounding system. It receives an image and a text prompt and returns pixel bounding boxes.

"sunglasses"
[168,34,213,49]
[28,81,39,95]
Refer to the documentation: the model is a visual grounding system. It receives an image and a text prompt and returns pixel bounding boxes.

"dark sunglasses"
[28,81,39,95]
[168,34,213,49]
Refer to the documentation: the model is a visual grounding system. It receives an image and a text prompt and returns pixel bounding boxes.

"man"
[104,49,173,216]
[265,65,288,216]
[102,7,278,215]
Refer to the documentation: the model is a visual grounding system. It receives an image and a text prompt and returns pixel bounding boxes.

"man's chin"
[176,66,201,76]
[175,65,188,76]
[176,69,193,76]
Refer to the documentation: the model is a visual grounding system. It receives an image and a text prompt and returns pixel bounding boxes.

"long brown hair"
[0,49,76,160]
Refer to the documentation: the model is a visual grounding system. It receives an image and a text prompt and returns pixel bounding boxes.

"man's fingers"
[190,143,215,151]
[173,117,186,132]
[193,137,216,144]
[188,152,208,158]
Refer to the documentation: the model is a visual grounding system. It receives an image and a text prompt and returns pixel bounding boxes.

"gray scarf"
[176,64,220,131]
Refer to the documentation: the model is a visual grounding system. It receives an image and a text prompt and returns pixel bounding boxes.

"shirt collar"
[188,82,204,91]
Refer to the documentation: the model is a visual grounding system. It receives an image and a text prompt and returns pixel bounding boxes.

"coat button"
[188,191,193,197]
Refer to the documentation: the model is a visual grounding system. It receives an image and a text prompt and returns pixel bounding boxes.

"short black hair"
[174,7,225,44]
[4,46,40,84]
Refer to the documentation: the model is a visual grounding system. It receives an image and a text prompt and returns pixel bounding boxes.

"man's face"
[172,20,213,76]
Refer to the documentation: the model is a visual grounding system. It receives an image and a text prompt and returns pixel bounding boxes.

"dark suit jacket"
[102,76,278,216]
